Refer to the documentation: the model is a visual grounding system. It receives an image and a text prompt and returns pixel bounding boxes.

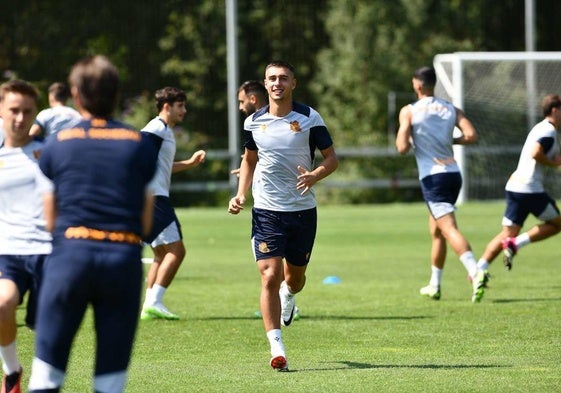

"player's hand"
[228,195,245,214]
[230,168,241,177]
[296,165,316,195]
[192,150,206,165]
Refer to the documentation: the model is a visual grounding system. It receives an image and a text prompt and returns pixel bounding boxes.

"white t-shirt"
[0,140,53,254]
[141,117,176,197]
[34,105,81,137]
[244,102,333,212]
[506,119,559,193]
[410,96,460,180]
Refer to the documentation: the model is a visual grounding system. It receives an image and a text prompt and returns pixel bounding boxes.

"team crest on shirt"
[258,242,270,253]
[289,121,302,133]
[260,124,267,132]
[33,150,41,159]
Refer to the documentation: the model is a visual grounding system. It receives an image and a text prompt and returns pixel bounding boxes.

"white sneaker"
[420,284,441,300]
[280,281,296,327]
[141,303,179,320]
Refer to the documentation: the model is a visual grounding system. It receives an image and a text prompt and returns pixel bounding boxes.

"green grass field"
[15,202,561,392]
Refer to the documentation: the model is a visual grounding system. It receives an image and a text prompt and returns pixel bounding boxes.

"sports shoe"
[293,306,301,321]
[472,270,486,303]
[270,355,289,372]
[141,303,179,320]
[280,281,296,327]
[2,368,22,393]
[468,271,491,288]
[419,284,441,300]
[502,237,517,271]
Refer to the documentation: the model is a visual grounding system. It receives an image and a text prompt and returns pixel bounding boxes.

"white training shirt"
[141,117,175,197]
[0,140,53,254]
[505,119,559,193]
[244,102,333,212]
[34,105,81,137]
[410,96,460,180]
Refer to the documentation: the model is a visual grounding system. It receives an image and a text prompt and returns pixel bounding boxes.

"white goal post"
[433,51,561,203]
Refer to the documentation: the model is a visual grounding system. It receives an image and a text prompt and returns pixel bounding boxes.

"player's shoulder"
[141,117,167,133]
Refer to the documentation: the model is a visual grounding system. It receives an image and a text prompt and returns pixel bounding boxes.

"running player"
[396,66,486,303]
[228,60,338,371]
[477,94,561,273]
[140,87,206,320]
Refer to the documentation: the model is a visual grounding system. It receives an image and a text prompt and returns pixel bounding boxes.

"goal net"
[434,52,561,202]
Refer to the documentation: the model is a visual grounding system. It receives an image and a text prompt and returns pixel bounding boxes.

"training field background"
[15,202,561,392]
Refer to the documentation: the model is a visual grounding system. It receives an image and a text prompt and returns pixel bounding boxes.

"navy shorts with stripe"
[34,240,142,375]
[504,191,560,226]
[143,196,183,244]
[0,254,46,329]
[251,207,317,266]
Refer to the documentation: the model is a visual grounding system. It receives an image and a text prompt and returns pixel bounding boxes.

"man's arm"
[453,108,478,145]
[228,148,257,214]
[395,105,413,154]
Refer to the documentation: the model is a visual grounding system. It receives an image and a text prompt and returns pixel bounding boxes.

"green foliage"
[13,203,561,392]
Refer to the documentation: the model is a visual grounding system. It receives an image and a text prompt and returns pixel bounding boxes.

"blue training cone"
[323,275,341,285]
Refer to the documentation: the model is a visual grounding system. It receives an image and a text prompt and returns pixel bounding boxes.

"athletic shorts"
[143,196,183,247]
[502,191,560,226]
[420,172,462,219]
[0,254,46,329]
[251,207,317,266]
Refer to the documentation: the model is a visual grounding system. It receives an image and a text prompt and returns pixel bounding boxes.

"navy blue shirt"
[39,118,158,238]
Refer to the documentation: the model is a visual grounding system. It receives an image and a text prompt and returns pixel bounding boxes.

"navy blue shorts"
[251,207,317,266]
[143,196,183,244]
[420,172,462,219]
[503,191,560,226]
[0,254,46,329]
[34,240,142,375]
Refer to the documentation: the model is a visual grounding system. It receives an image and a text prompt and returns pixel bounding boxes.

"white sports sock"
[266,329,285,357]
[429,266,443,288]
[515,232,530,249]
[0,341,20,375]
[459,251,478,278]
[152,284,167,304]
[280,281,294,298]
[477,259,490,271]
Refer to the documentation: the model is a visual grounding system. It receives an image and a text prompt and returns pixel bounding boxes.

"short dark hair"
[541,94,561,117]
[0,79,39,104]
[265,60,296,77]
[68,55,119,118]
[154,87,186,112]
[413,66,437,88]
[238,80,267,99]
[48,82,71,103]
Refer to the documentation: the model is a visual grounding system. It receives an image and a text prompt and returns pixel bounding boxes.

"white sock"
[152,284,167,304]
[429,266,443,288]
[280,281,294,298]
[0,341,20,375]
[459,251,478,278]
[515,232,530,249]
[266,329,285,357]
[477,259,490,271]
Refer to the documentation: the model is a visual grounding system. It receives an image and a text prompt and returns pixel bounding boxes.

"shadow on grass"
[289,361,509,372]
[202,315,431,321]
[492,297,561,304]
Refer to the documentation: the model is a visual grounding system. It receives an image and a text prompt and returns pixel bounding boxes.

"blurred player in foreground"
[229,60,338,371]
[396,66,486,303]
[140,87,206,321]
[477,94,561,274]
[0,80,52,393]
[28,55,158,393]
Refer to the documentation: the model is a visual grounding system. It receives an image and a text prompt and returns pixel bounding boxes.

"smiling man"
[228,60,338,372]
